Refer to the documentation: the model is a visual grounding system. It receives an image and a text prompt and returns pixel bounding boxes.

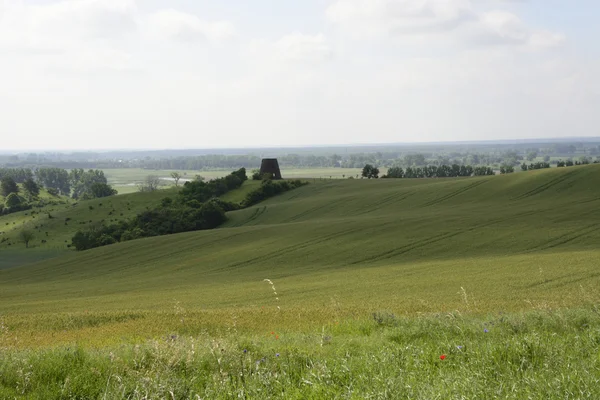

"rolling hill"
[0,188,178,257]
[1,165,599,324]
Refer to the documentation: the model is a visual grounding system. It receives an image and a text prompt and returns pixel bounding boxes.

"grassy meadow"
[0,188,179,264]
[1,165,600,398]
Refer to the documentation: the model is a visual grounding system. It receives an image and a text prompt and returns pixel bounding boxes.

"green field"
[1,165,600,398]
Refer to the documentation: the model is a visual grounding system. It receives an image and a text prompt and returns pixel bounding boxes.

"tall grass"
[1,308,599,399]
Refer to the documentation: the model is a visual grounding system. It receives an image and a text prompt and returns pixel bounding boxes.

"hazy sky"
[1,0,599,150]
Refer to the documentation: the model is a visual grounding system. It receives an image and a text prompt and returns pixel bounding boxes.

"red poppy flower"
[276,335,279,340]
[440,354,447,360]
[271,331,274,335]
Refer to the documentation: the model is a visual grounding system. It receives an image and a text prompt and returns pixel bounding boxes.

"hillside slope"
[0,188,178,251]
[1,165,600,317]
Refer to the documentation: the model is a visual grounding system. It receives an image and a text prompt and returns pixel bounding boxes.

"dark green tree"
[84,183,118,199]
[69,169,109,199]
[362,164,380,179]
[1,177,19,197]
[5,192,23,208]
[386,167,404,178]
[37,168,70,195]
[23,178,40,200]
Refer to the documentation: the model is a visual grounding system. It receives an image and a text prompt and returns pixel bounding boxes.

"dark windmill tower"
[260,158,283,180]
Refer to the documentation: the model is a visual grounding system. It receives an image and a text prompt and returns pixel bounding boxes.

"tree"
[23,178,40,200]
[194,175,206,182]
[362,164,380,179]
[19,229,35,248]
[1,177,19,197]
[5,193,23,208]
[69,169,108,199]
[86,183,118,199]
[170,172,182,187]
[386,167,404,178]
[138,175,161,192]
[37,167,70,195]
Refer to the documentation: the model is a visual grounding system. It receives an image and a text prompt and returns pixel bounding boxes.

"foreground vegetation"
[1,307,599,399]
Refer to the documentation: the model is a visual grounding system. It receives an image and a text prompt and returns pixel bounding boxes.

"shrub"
[242,180,307,207]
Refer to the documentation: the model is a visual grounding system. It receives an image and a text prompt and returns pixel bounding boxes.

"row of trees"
[0,168,33,183]
[521,162,551,171]
[363,164,496,179]
[0,167,117,199]
[1,168,117,216]
[556,159,598,167]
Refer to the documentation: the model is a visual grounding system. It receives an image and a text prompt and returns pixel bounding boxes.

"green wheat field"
[1,165,600,398]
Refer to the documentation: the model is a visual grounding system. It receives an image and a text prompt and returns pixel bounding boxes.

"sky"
[0,0,599,151]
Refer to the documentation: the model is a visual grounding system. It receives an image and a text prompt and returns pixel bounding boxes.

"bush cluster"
[71,200,228,250]
[71,168,248,251]
[242,180,308,207]
[71,169,308,251]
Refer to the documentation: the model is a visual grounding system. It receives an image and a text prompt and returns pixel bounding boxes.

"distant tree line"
[556,158,598,167]
[520,162,551,171]
[376,164,495,179]
[0,167,117,216]
[3,144,600,172]
[0,167,117,199]
[71,169,308,251]
[0,168,33,183]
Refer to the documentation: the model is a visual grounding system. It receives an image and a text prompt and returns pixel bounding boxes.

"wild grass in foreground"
[1,308,599,399]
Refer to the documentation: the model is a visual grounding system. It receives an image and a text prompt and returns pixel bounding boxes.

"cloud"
[276,33,332,62]
[473,10,565,48]
[0,1,236,73]
[326,0,474,38]
[145,9,235,43]
[0,0,138,61]
[326,0,564,49]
